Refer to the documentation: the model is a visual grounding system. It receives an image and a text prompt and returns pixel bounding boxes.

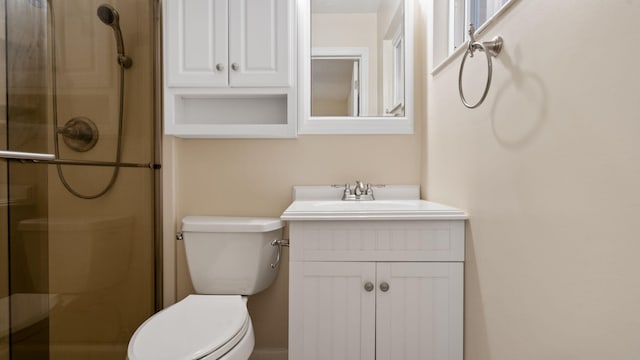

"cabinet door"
[290,261,376,360]
[376,262,463,360]
[165,0,228,87]
[228,0,291,87]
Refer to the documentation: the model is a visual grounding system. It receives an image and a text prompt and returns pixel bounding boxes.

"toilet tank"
[181,216,284,295]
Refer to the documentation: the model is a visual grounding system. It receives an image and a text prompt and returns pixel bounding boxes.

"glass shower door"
[1,0,157,358]
[2,0,52,358]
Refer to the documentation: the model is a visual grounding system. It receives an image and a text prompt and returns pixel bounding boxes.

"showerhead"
[97,4,119,26]
[97,4,132,68]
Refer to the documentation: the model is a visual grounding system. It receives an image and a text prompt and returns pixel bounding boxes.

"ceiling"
[312,0,385,13]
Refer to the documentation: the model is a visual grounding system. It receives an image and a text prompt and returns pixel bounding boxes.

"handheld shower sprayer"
[97,4,132,68]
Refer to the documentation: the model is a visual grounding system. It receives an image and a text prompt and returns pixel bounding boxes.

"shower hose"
[49,2,126,199]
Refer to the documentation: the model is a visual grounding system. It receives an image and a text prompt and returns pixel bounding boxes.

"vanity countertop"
[281,185,467,221]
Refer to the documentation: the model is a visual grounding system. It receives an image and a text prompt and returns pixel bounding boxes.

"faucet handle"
[332,184,352,191]
[341,184,353,200]
[365,184,373,195]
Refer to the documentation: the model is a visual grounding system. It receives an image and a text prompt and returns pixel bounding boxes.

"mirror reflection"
[311,0,405,117]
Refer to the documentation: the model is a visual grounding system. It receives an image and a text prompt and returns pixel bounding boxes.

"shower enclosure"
[1,0,159,358]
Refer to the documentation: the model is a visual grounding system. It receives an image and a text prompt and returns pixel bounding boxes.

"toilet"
[127,216,284,360]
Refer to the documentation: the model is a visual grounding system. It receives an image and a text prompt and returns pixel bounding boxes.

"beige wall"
[424,1,640,359]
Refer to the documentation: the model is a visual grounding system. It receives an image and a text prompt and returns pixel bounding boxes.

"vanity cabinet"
[288,220,464,360]
[163,0,296,138]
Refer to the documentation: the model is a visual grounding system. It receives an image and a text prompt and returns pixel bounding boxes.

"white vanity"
[282,185,466,360]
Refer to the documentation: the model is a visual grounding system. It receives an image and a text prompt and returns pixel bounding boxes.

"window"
[450,0,512,53]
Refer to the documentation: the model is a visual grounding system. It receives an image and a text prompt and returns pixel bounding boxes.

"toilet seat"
[127,295,250,360]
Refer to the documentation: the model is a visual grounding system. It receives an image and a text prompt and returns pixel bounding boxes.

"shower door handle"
[0,150,55,161]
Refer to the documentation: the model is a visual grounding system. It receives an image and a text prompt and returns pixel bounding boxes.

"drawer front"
[289,220,464,262]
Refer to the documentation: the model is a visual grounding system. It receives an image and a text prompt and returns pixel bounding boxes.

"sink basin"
[281,186,467,221]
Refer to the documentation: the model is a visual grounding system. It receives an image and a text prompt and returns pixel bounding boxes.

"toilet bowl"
[128,295,254,360]
[127,216,284,360]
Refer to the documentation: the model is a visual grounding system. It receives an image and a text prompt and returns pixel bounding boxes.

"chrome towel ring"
[458,24,503,109]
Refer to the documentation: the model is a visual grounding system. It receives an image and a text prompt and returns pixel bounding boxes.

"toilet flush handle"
[270,239,289,269]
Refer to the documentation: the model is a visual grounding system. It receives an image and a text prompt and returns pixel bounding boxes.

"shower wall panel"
[45,1,156,359]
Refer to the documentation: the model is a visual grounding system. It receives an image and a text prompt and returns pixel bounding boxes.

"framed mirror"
[298,0,414,134]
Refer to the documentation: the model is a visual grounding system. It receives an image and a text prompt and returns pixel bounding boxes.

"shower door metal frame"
[152,0,164,312]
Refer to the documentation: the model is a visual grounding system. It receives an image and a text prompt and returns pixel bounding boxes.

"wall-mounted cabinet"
[163,0,296,138]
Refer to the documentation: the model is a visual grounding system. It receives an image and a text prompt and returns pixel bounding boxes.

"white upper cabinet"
[163,0,296,138]
[166,0,290,88]
[165,0,229,87]
[229,0,290,87]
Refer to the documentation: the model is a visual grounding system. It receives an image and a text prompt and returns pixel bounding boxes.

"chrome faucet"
[353,180,366,196]
[338,181,377,201]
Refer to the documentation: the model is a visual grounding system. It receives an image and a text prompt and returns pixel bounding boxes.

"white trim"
[162,135,177,308]
[298,0,414,135]
[448,0,465,54]
[390,27,404,113]
[311,47,370,116]
[311,47,369,59]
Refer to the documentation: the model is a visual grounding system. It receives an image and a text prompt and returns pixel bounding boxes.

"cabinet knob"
[231,63,240,71]
[364,282,374,292]
[216,63,224,71]
[379,282,390,292]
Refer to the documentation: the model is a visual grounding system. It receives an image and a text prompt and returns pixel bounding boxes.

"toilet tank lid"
[182,216,284,233]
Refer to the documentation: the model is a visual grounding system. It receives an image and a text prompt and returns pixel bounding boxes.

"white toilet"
[127,216,284,360]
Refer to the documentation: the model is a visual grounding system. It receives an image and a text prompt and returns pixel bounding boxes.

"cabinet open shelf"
[165,89,296,139]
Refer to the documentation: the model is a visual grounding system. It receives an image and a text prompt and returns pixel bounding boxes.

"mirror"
[299,0,413,134]
[311,0,404,117]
